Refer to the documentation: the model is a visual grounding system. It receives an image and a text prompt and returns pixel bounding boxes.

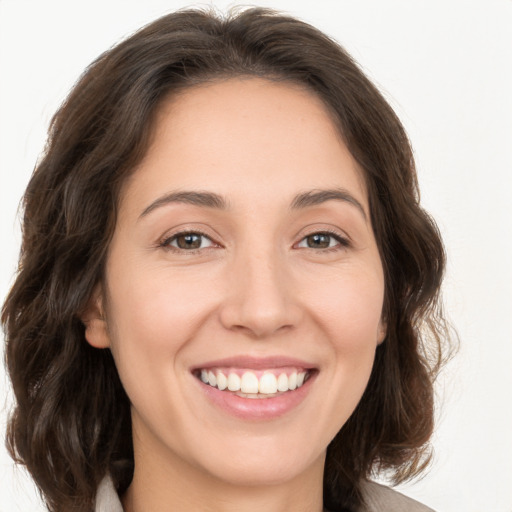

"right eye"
[161,232,215,251]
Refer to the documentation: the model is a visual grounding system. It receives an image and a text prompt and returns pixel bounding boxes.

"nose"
[219,247,302,339]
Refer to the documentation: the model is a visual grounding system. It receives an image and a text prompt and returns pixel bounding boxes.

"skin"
[84,77,386,512]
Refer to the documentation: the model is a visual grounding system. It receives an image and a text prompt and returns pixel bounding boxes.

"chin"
[206,456,317,488]
[191,434,325,488]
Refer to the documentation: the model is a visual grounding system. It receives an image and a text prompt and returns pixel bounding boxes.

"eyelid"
[158,228,221,253]
[294,228,351,250]
[156,225,351,253]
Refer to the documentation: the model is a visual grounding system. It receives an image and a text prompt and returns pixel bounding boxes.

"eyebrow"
[139,191,229,219]
[290,188,367,220]
[139,187,367,221]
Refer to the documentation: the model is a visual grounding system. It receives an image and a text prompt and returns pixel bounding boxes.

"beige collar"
[94,476,434,512]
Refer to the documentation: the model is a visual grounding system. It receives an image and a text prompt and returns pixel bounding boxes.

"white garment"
[94,475,435,512]
[95,476,123,512]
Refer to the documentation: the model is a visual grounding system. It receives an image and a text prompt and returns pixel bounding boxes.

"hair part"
[2,7,451,511]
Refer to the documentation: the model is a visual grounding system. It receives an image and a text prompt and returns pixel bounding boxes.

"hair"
[2,7,450,512]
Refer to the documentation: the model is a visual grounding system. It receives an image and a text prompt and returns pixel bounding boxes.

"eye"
[162,232,215,251]
[296,232,348,250]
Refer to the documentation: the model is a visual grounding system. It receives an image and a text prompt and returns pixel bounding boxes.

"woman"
[2,7,449,512]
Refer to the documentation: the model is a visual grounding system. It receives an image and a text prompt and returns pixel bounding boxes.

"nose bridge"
[220,242,299,337]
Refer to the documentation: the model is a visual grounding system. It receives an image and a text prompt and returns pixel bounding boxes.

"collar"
[94,476,433,512]
[95,475,124,512]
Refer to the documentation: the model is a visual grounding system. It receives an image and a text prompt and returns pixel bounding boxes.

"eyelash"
[159,229,350,254]
[296,230,351,252]
[159,230,216,254]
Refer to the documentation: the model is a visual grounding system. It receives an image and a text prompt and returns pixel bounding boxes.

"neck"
[122,435,326,512]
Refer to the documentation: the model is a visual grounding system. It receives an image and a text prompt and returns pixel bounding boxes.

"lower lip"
[195,373,316,420]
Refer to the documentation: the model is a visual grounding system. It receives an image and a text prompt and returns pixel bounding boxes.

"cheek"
[103,268,211,436]
[103,263,230,417]
[293,267,384,442]
[307,266,385,350]
[102,262,204,401]
[106,261,215,344]
[310,266,383,396]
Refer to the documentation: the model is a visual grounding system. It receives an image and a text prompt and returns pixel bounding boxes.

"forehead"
[121,77,368,215]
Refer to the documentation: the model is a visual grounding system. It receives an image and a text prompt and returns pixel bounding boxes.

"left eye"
[164,232,214,250]
[296,233,344,249]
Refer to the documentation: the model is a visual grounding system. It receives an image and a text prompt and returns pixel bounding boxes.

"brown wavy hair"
[2,7,450,512]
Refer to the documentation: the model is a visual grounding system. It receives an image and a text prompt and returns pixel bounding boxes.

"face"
[84,78,385,490]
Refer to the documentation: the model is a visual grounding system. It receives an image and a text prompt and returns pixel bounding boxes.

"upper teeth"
[199,369,308,394]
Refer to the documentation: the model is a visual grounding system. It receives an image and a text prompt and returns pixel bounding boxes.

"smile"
[192,357,318,419]
[197,368,312,398]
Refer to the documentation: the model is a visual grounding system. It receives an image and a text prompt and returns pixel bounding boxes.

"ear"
[377,318,387,345]
[81,285,111,349]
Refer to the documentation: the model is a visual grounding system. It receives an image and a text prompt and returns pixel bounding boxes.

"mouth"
[193,367,314,399]
[191,356,318,420]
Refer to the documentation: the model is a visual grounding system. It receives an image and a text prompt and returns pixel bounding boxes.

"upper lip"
[191,355,317,371]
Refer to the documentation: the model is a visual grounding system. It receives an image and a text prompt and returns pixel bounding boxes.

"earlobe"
[81,285,111,349]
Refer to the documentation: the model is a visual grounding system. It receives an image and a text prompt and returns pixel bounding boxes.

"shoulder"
[95,476,435,512]
[360,481,436,512]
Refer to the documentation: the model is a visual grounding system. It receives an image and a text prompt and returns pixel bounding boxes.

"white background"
[1,1,511,511]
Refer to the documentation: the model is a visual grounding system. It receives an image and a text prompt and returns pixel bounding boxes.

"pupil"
[308,234,330,248]
[177,234,201,249]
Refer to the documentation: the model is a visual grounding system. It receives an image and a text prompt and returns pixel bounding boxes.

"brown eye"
[165,232,214,250]
[296,232,347,250]
[306,234,331,248]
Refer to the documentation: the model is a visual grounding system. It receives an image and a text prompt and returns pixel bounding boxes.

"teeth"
[259,373,278,394]
[237,392,277,399]
[199,369,309,395]
[217,371,228,391]
[277,373,288,392]
[241,372,259,393]
[227,373,241,392]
